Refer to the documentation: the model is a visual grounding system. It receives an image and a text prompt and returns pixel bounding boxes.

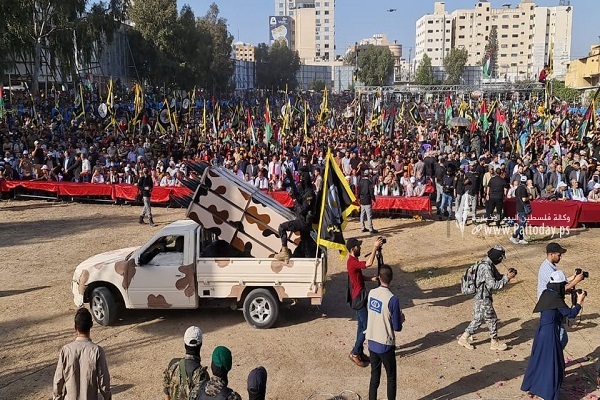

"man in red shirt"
[347,237,384,367]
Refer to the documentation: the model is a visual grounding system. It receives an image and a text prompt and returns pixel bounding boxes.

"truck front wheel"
[90,287,118,326]
[243,288,279,329]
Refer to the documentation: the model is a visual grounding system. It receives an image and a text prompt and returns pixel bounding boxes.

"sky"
[179,0,598,60]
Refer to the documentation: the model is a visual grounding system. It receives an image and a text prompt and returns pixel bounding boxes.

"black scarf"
[211,362,229,387]
[533,282,568,313]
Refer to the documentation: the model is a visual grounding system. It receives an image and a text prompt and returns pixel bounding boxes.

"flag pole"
[315,148,332,259]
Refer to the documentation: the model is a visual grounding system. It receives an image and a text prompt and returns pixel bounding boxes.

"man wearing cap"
[347,237,384,367]
[358,170,377,234]
[190,346,241,400]
[537,242,585,348]
[588,183,600,202]
[406,176,425,197]
[163,326,209,400]
[458,245,516,351]
[510,175,531,245]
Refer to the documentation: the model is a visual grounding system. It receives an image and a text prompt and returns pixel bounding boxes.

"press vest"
[365,286,395,347]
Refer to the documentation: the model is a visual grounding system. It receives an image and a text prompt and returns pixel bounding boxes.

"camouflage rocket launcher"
[175,162,300,258]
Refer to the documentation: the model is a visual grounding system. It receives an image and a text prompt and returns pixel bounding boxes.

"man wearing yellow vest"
[365,264,404,400]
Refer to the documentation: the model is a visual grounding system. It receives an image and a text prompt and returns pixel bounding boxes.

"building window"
[316,19,320,23]
[502,25,508,29]
[512,24,519,28]
[324,10,329,15]
[324,19,329,23]
[324,27,329,32]
[501,44,508,48]
[458,35,465,39]
[428,20,433,24]
[289,10,294,15]
[279,11,284,15]
[279,2,284,7]
[512,44,518,47]
[324,35,329,40]
[324,2,329,6]
[325,44,329,48]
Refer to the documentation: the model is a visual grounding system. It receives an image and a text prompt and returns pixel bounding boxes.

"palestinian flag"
[479,99,489,132]
[316,149,359,259]
[578,100,596,140]
[264,98,273,143]
[483,51,492,78]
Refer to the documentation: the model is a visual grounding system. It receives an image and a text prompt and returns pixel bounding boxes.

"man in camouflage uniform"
[163,326,208,400]
[190,346,241,400]
[458,245,517,351]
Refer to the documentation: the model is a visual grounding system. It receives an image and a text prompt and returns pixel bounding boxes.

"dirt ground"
[1,199,599,400]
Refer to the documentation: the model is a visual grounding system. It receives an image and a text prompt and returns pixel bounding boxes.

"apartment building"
[415,1,572,81]
[274,0,335,62]
[414,2,452,67]
[565,45,600,89]
[233,42,255,62]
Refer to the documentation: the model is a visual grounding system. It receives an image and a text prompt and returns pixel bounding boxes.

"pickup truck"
[72,163,326,328]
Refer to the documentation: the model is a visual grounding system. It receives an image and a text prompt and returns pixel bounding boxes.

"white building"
[415,1,572,81]
[414,2,452,68]
[274,0,335,62]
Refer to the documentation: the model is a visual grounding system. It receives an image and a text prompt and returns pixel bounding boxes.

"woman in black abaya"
[521,270,586,400]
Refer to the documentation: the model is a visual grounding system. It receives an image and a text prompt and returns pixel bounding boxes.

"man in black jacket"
[358,170,377,234]
[137,167,155,226]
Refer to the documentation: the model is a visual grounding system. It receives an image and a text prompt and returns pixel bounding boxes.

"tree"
[197,3,234,94]
[310,79,326,92]
[129,1,224,91]
[3,0,124,94]
[482,26,499,79]
[552,79,581,104]
[444,48,469,85]
[356,45,394,86]
[255,41,300,90]
[415,54,435,85]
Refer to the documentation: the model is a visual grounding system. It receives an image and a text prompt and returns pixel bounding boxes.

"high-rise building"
[414,2,452,68]
[415,1,573,81]
[274,0,335,62]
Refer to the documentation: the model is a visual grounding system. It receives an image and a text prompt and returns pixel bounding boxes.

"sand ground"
[1,199,599,399]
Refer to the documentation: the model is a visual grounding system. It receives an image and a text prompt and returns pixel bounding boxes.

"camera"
[508,267,518,276]
[575,268,589,279]
[575,288,587,296]
[378,236,387,244]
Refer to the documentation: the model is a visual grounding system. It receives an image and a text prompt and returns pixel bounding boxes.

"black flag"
[316,149,359,258]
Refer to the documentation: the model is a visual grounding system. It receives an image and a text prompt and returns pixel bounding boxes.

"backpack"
[461,261,483,295]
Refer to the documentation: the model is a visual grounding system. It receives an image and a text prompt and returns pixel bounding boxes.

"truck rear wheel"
[90,287,118,326]
[243,288,279,329]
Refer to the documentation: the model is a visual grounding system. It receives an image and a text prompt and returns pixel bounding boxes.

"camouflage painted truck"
[72,162,326,329]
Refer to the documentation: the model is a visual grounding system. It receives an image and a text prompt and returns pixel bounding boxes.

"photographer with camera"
[537,242,586,349]
[346,236,385,368]
[521,270,586,400]
[458,245,517,351]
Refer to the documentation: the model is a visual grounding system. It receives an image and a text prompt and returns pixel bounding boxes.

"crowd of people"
[1,88,599,220]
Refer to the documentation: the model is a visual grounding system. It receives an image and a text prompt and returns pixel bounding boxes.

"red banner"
[503,198,580,229]
[374,196,431,213]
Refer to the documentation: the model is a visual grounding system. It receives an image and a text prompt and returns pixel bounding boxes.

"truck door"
[128,234,197,308]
